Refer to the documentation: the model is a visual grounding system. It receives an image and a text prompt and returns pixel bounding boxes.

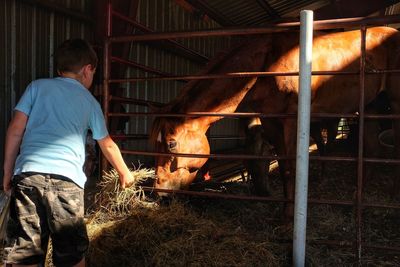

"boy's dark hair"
[54,39,98,74]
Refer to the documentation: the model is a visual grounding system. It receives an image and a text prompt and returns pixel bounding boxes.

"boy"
[2,39,134,267]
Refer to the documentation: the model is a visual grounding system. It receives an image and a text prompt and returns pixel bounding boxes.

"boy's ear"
[82,64,91,77]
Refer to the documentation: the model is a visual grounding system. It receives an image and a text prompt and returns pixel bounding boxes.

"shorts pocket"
[50,187,84,222]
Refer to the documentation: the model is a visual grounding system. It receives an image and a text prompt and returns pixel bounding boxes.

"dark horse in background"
[150,27,400,219]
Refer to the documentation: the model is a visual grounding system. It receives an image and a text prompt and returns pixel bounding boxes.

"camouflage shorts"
[3,172,88,266]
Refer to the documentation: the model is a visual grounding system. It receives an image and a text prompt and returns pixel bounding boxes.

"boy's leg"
[46,175,88,267]
[3,173,49,266]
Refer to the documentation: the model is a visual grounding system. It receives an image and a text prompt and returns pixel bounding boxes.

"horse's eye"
[167,140,177,150]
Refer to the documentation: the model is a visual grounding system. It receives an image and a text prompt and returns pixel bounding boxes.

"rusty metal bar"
[102,3,112,171]
[111,134,148,140]
[310,240,400,253]
[142,186,290,202]
[362,158,400,164]
[111,134,245,141]
[109,70,353,83]
[110,96,164,107]
[108,111,400,120]
[363,202,400,209]
[121,149,290,160]
[108,14,400,43]
[108,111,358,118]
[356,26,367,265]
[111,56,184,79]
[120,148,400,164]
[109,69,400,83]
[142,186,400,210]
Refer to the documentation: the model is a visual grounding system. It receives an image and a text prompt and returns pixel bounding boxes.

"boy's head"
[54,39,98,74]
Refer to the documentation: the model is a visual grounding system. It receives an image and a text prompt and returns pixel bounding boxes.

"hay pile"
[85,168,282,267]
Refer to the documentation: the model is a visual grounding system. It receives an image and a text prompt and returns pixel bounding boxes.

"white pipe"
[293,10,313,267]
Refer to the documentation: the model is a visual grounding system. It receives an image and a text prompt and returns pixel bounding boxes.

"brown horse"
[150,27,400,218]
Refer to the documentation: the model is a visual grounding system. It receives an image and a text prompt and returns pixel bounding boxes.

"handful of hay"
[93,166,156,217]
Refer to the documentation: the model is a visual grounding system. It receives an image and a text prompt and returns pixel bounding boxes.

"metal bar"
[102,3,112,171]
[108,112,358,118]
[109,111,298,118]
[49,12,54,77]
[356,26,367,266]
[111,134,245,140]
[110,96,164,107]
[142,186,290,202]
[109,70,357,83]
[109,111,400,120]
[111,134,148,140]
[363,202,400,209]
[108,14,400,43]
[293,10,313,267]
[362,158,400,164]
[109,112,400,119]
[10,0,16,111]
[120,149,290,160]
[108,69,400,83]
[310,240,400,253]
[120,147,400,164]
[141,186,400,210]
[111,56,180,78]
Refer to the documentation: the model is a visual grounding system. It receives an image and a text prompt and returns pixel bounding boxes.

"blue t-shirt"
[13,77,108,188]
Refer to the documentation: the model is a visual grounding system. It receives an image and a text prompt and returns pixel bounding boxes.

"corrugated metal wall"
[118,0,235,165]
[0,0,94,176]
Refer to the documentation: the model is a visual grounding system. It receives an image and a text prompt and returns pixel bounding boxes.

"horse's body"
[150,27,400,218]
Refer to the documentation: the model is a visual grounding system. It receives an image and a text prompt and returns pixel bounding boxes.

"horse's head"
[150,117,210,194]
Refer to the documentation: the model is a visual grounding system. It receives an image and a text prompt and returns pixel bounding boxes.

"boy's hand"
[119,172,135,189]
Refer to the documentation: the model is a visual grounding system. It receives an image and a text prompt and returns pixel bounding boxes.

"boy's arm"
[3,111,28,195]
[97,135,134,188]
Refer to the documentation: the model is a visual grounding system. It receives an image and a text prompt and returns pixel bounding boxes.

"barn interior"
[1,0,400,266]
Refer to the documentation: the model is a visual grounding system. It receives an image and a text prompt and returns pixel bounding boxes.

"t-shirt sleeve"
[14,82,36,116]
[89,101,109,140]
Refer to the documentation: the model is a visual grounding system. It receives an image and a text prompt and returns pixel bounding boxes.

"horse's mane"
[148,36,270,148]
[163,38,256,112]
[149,39,253,147]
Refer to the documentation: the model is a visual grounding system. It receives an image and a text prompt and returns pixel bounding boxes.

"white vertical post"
[293,10,313,267]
